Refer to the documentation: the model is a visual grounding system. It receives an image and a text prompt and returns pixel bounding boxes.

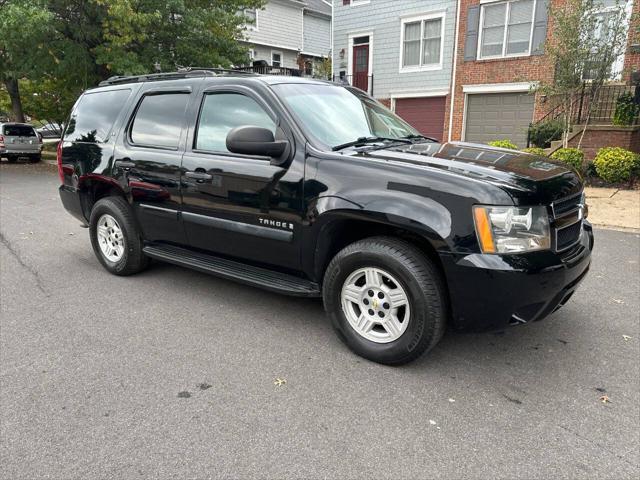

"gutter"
[448,0,462,143]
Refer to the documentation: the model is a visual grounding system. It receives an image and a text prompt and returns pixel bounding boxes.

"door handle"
[185,171,213,181]
[115,159,135,170]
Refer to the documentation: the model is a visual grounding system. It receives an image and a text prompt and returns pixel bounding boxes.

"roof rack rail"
[98,68,256,87]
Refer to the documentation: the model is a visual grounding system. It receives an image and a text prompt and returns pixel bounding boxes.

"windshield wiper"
[332,136,412,151]
[401,134,439,142]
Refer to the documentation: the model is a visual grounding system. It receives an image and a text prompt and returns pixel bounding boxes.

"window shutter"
[531,0,549,56]
[464,6,480,62]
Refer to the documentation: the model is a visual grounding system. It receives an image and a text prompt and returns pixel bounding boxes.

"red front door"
[352,44,369,93]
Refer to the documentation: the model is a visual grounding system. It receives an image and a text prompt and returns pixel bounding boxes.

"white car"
[0,123,43,163]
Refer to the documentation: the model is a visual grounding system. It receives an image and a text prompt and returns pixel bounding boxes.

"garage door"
[465,92,535,148]
[395,97,446,141]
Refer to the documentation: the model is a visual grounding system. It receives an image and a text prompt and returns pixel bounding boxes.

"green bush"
[550,148,584,171]
[521,147,546,156]
[528,119,564,148]
[488,139,519,150]
[612,92,639,126]
[593,147,640,183]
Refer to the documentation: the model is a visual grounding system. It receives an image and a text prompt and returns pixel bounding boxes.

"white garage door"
[465,92,535,148]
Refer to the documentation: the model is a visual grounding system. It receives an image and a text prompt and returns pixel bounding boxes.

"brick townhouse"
[446,0,638,150]
[333,0,639,151]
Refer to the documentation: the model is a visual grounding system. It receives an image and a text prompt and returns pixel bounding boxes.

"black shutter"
[531,0,549,56]
[464,6,481,62]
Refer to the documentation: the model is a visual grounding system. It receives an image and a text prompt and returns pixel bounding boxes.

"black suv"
[58,70,593,365]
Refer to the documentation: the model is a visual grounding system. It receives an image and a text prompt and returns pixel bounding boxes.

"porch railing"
[235,65,302,76]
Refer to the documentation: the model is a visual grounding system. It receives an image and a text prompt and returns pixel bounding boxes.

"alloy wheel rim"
[96,214,125,262]
[340,267,411,343]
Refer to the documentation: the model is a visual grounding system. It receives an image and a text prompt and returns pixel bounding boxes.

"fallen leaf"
[622,335,632,341]
[68,232,74,236]
[599,395,610,404]
[612,298,624,304]
[274,378,286,387]
[429,419,437,425]
[177,391,191,398]
[448,398,455,403]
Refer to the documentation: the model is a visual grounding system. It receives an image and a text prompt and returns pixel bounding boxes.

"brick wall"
[624,0,640,84]
[444,0,560,141]
[566,126,640,160]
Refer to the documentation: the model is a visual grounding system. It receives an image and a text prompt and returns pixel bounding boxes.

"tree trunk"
[4,78,25,123]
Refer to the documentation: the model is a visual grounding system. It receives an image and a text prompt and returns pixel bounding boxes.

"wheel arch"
[78,174,128,221]
[308,203,451,288]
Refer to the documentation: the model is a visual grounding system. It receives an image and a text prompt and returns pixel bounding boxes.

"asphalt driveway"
[1,162,639,479]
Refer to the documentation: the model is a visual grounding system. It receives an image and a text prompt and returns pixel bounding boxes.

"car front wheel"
[323,237,447,365]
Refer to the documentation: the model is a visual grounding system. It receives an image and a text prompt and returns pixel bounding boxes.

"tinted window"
[130,93,189,148]
[2,125,36,137]
[195,93,276,152]
[64,89,131,143]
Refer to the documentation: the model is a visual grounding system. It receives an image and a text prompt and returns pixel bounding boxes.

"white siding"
[245,43,300,69]
[246,1,304,51]
[332,0,457,99]
[303,13,331,56]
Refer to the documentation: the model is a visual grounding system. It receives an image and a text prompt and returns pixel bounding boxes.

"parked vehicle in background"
[57,70,593,365]
[0,123,42,163]
[36,123,64,139]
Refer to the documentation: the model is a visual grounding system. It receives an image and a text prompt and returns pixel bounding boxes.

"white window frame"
[399,12,446,73]
[582,0,632,81]
[350,0,371,6]
[477,0,537,60]
[271,50,283,67]
[244,8,258,31]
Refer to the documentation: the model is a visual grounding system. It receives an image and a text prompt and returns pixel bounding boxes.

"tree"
[0,0,55,122]
[62,0,265,77]
[537,0,630,148]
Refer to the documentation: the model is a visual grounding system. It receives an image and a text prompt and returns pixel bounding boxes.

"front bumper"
[440,222,593,332]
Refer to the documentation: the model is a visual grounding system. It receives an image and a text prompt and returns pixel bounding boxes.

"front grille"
[552,192,582,217]
[556,220,582,251]
[551,191,584,252]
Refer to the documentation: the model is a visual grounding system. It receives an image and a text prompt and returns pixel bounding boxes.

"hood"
[355,141,583,204]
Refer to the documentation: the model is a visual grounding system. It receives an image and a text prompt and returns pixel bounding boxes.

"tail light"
[0,135,4,148]
[37,132,43,143]
[57,141,64,183]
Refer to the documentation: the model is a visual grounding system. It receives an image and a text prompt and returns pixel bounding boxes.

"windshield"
[272,83,420,149]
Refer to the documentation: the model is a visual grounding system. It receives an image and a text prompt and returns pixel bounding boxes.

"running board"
[143,244,321,297]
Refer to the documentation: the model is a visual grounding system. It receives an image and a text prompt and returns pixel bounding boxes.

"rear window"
[130,93,189,149]
[3,125,36,137]
[64,89,131,143]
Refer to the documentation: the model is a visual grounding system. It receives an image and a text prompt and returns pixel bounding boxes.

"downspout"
[448,0,462,142]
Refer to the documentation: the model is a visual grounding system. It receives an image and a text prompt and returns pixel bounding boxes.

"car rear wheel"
[323,237,447,365]
[89,196,149,276]
[29,154,41,163]
[6,155,17,163]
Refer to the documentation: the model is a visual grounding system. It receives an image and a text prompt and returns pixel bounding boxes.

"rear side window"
[2,125,36,137]
[64,89,131,143]
[195,93,276,152]
[130,93,189,149]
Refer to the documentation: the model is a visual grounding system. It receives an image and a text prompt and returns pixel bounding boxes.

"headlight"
[473,205,550,254]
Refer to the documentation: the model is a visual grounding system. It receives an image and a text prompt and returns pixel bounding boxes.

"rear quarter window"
[3,125,36,137]
[64,89,131,143]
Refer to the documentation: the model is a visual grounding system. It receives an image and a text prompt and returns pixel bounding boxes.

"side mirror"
[226,126,289,158]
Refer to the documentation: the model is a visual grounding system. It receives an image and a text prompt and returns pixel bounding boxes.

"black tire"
[29,154,41,163]
[323,236,447,365]
[6,155,17,163]
[89,196,149,276]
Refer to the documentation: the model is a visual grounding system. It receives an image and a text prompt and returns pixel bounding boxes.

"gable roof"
[304,0,331,16]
